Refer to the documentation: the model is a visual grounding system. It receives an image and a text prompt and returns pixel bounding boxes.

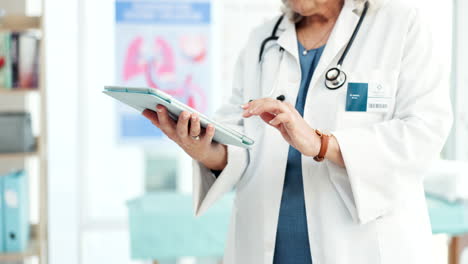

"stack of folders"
[0,170,29,253]
[0,31,40,90]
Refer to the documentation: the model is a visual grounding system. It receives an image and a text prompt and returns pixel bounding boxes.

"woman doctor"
[143,0,453,263]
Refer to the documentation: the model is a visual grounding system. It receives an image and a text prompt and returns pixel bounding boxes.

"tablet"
[103,86,254,148]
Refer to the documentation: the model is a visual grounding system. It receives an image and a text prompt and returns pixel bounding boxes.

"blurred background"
[0,0,466,263]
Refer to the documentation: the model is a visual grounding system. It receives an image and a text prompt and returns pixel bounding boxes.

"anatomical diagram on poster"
[115,0,211,141]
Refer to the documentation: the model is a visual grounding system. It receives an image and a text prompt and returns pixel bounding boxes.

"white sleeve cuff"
[193,145,249,216]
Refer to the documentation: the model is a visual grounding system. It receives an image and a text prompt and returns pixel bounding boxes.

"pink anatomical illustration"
[123,35,208,111]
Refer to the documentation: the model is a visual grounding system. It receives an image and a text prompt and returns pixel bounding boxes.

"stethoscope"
[258,1,369,101]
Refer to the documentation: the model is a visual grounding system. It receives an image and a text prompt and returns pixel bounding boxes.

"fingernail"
[183,112,190,119]
[156,108,162,113]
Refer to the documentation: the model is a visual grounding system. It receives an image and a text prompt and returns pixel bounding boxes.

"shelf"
[0,225,40,261]
[0,239,39,261]
[0,89,39,95]
[0,9,47,264]
[0,151,38,160]
[0,15,41,31]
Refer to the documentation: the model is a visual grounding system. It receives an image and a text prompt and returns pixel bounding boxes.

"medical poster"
[115,0,211,142]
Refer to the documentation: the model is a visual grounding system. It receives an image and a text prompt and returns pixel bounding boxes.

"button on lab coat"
[192,0,453,263]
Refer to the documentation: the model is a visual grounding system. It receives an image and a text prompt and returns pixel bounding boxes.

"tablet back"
[103,87,254,148]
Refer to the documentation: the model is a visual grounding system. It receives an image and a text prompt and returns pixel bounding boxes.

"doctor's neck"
[296,0,344,28]
[294,0,343,49]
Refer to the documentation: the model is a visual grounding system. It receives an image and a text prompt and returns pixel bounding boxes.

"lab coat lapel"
[276,18,299,67]
[275,17,303,107]
[308,1,361,92]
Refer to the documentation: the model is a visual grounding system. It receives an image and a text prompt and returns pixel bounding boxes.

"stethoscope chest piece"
[325,67,347,90]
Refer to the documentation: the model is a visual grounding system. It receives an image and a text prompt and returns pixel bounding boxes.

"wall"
[45,0,80,262]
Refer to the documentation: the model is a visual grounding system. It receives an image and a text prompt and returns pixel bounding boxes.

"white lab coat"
[192,0,453,263]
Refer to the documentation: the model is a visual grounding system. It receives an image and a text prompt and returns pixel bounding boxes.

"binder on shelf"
[0,32,12,89]
[10,32,19,89]
[0,30,40,90]
[3,170,29,252]
[18,32,40,88]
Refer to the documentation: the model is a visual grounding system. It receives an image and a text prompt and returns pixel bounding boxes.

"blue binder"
[3,170,29,252]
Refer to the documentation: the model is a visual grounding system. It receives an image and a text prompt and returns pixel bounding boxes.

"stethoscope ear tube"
[258,15,285,62]
[259,36,279,62]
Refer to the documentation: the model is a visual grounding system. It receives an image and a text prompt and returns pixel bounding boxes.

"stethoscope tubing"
[258,1,369,95]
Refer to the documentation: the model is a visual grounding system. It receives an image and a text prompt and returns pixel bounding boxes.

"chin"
[286,0,333,16]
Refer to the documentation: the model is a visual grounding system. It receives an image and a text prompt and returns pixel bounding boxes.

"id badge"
[346,83,391,113]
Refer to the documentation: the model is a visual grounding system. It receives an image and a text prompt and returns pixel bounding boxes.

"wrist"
[313,129,331,162]
[313,131,322,157]
[324,135,345,168]
[200,144,227,171]
[303,129,322,157]
[325,135,338,160]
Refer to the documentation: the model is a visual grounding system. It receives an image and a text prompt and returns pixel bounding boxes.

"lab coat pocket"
[326,161,383,262]
[326,161,360,223]
[327,160,390,224]
[335,69,398,130]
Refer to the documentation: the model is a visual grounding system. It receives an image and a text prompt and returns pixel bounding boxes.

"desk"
[128,193,468,263]
[427,195,468,264]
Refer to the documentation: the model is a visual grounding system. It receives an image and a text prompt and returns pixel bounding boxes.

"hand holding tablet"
[142,104,228,171]
[103,86,254,149]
